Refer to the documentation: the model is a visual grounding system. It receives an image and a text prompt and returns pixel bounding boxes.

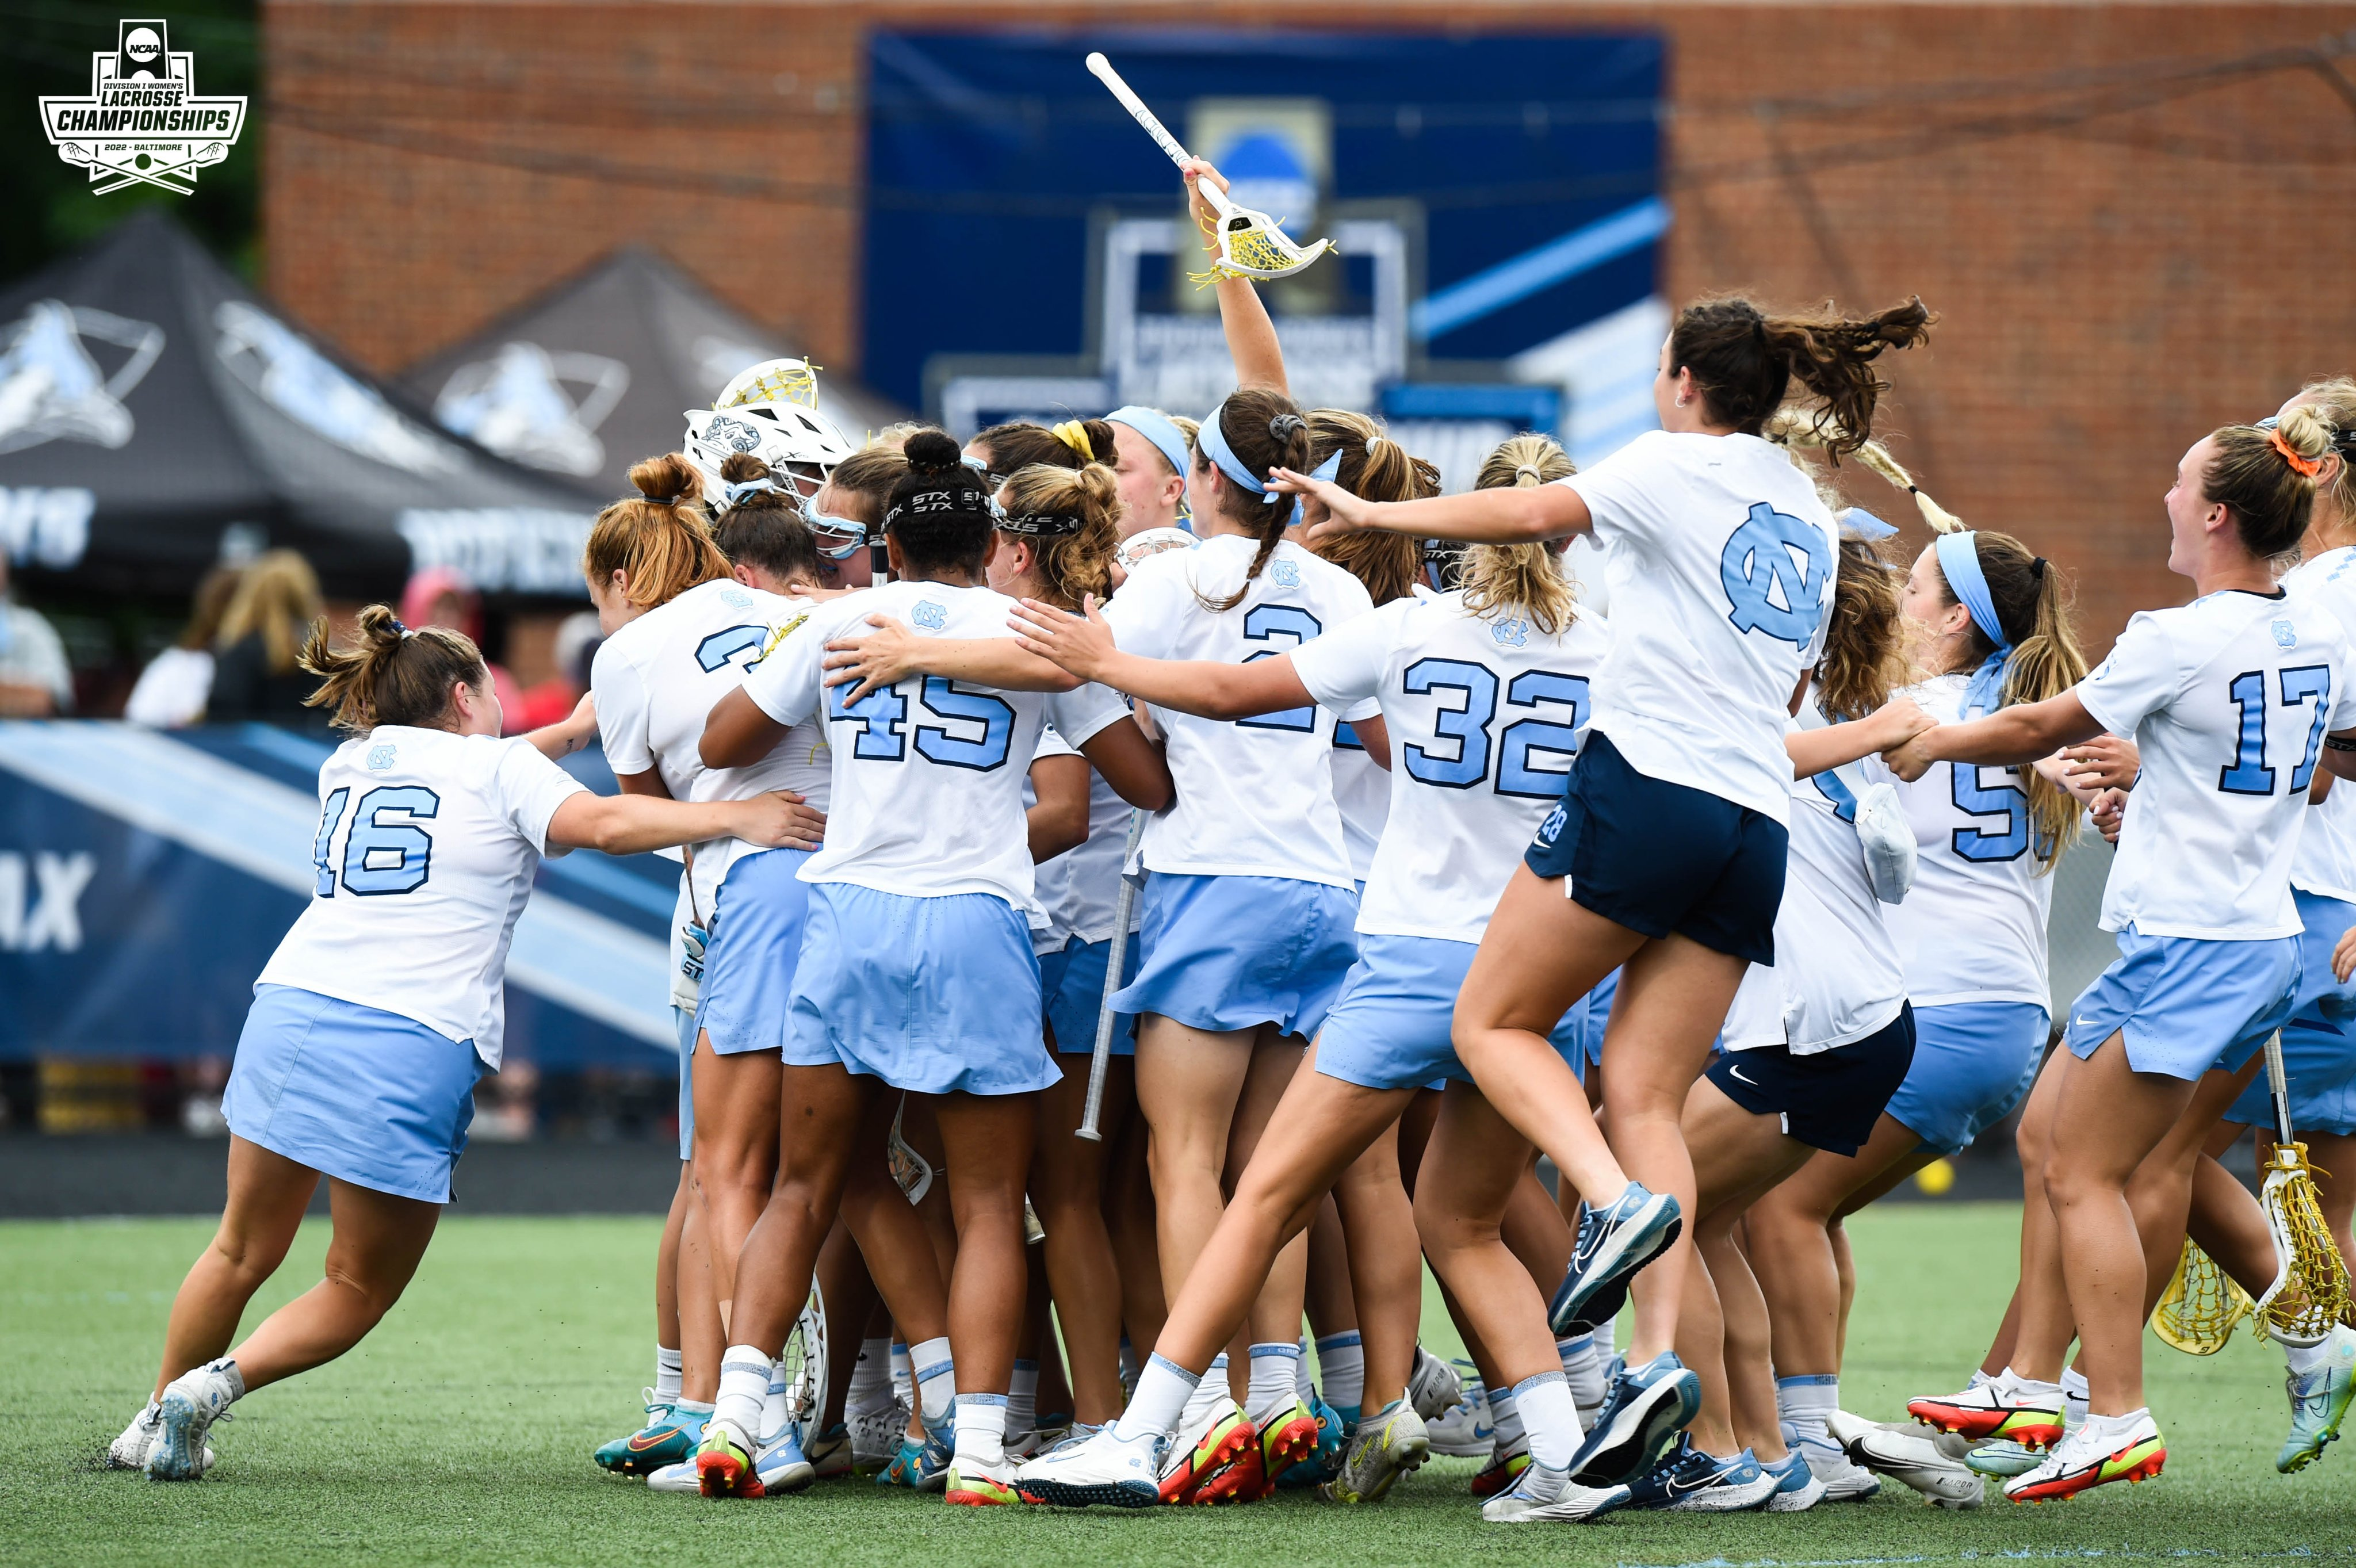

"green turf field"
[5,1202,2349,1566]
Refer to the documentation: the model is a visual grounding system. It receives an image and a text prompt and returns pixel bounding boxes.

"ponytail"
[583,453,732,610]
[994,460,1123,610]
[2206,407,2335,561]
[1765,408,1964,534]
[1303,409,1428,605]
[1191,388,1313,613]
[300,605,488,735]
[1670,295,1934,454]
[1459,434,1581,635]
[1814,536,1908,724]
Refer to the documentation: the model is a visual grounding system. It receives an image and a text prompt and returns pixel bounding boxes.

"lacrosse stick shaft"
[1077,809,1149,1142]
[2267,1030,2296,1146]
[1087,53,1196,173]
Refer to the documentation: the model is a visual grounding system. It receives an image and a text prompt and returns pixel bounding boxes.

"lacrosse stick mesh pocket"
[2152,1238,2250,1355]
[2258,1142,2353,1344]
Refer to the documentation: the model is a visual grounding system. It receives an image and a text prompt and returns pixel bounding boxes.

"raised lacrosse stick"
[1085,52,1330,284]
[1077,809,1149,1142]
[2255,1031,2353,1343]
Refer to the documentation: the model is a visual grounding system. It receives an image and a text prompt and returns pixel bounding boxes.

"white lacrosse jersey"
[257,726,587,1069]
[1330,728,1389,884]
[740,580,1129,911]
[1557,431,1837,823]
[592,577,831,919]
[1100,534,1378,890]
[2079,588,2356,940]
[1030,726,1143,949]
[2286,549,2356,903]
[1294,588,1609,944]
[1722,705,1907,1054]
[1885,672,2055,1010]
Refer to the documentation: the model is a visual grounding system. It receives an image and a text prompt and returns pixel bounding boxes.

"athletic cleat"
[109,1400,217,1475]
[1478,1460,1631,1523]
[1907,1372,2063,1449]
[944,1454,1020,1506]
[848,1402,909,1474]
[1624,1436,1779,1512]
[1471,1432,1532,1497]
[1825,1410,1976,1508]
[595,1392,703,1475]
[2003,1412,2164,1502]
[878,1424,954,1491]
[1194,1436,1268,1504]
[1791,1429,1881,1501]
[1428,1380,1493,1458]
[2279,1322,2356,1473]
[1761,1450,1827,1512]
[1014,1424,1164,1509]
[1551,1183,1682,1336]
[1964,1439,2043,1478]
[806,1421,854,1479]
[1276,1392,1345,1488]
[146,1362,240,1482]
[1567,1351,1702,1488]
[1407,1344,1466,1422]
[1318,1398,1429,1504]
[753,1425,816,1494]
[645,1460,700,1493]
[695,1419,764,1498]
[1248,1397,1322,1495]
[1159,1397,1257,1505]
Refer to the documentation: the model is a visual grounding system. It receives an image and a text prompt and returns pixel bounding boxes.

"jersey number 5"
[2220,666,2332,796]
[311,786,441,897]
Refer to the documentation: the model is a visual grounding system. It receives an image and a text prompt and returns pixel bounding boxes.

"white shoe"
[1965,1437,2044,1477]
[146,1361,241,1482]
[108,1400,216,1474]
[1479,1460,1631,1523]
[1826,1409,1979,1509]
[1792,1431,1880,1501]
[645,1460,701,1493]
[1160,1395,1255,1505]
[1408,1345,1464,1423]
[1426,1384,1493,1458]
[1013,1424,1164,1508]
[848,1401,908,1472]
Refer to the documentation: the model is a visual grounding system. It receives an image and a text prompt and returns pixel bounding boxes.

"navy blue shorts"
[1705,1003,1917,1157]
[1524,732,1788,967]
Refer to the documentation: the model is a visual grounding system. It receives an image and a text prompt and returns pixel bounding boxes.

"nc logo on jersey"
[912,599,947,631]
[366,744,396,772]
[1719,502,1833,647]
[720,586,752,610]
[1269,560,1301,588]
[2273,619,2298,649]
[1491,617,1531,649]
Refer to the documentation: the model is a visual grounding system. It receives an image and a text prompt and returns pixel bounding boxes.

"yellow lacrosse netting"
[2258,1141,2354,1345]
[2152,1238,2251,1355]
[720,360,820,408]
[1187,208,1327,288]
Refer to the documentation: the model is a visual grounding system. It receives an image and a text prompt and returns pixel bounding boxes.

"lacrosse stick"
[2254,1031,2353,1343]
[1085,52,1331,284]
[2151,1237,2252,1355]
[1078,809,1149,1142]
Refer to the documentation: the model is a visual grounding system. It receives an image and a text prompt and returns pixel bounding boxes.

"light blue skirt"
[787,882,1060,1096]
[1039,932,1142,1057]
[1314,933,1587,1093]
[1884,1000,2049,1156]
[2064,924,2300,1083]
[1113,873,1360,1039]
[695,847,816,1057]
[224,985,484,1204]
[2228,889,2356,1135]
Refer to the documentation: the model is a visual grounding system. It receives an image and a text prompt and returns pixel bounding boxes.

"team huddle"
[100,159,2356,1526]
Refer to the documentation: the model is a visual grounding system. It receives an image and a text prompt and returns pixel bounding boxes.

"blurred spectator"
[0,553,74,716]
[506,609,601,733]
[124,565,244,727]
[400,566,527,732]
[208,550,331,731]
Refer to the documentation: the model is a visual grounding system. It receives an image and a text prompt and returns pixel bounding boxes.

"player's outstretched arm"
[821,615,1080,703]
[548,789,823,857]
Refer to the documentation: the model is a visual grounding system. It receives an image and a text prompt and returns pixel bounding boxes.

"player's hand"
[1864,695,1933,754]
[2091,786,2127,844]
[2060,733,2139,793]
[1010,595,1116,680]
[2334,921,2356,984]
[822,614,916,703]
[1180,158,1230,255]
[732,790,826,852]
[1881,726,1941,782]
[1268,469,1375,542]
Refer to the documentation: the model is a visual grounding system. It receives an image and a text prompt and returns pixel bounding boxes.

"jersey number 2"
[311,786,441,897]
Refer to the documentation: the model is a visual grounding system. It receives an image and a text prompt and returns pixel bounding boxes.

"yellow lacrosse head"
[718,358,820,410]
[2258,1142,2354,1344]
[2152,1238,2251,1355]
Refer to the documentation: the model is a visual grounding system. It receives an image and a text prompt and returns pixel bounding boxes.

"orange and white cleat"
[694,1418,766,1499]
[1907,1372,2064,1450]
[2003,1412,2164,1502]
[1158,1397,1259,1505]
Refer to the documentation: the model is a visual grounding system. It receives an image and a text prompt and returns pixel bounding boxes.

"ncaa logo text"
[39,20,246,195]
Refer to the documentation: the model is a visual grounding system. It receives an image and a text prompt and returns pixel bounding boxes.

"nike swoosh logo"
[1728,1064,1757,1085]
[627,1428,682,1451]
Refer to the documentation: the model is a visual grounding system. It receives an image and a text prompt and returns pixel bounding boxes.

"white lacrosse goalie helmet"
[682,358,856,502]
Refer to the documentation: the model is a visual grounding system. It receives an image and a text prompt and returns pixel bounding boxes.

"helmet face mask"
[682,358,855,502]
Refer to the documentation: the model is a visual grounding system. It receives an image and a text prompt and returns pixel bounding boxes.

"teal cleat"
[2279,1324,2356,1474]
[594,1392,705,1476]
[878,1422,954,1492]
[1276,1391,1347,1488]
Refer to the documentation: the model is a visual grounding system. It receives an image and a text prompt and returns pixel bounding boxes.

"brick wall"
[264,0,2356,649]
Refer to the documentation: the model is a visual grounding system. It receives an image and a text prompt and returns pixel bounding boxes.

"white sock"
[2002,1364,2063,1398]
[675,1397,714,1418]
[655,1345,684,1405]
[1600,1313,1619,1363]
[953,1392,1008,1466]
[760,1359,789,1443]
[1245,1342,1302,1425]
[1294,1337,1315,1400]
[1776,1374,1838,1450]
[890,1341,913,1409]
[909,1337,957,1428]
[1179,1352,1230,1427]
[2060,1366,2091,1428]
[1489,1386,1524,1452]
[1314,1331,1366,1415]
[1008,1359,1039,1433]
[714,1344,772,1440]
[1114,1352,1202,1443]
[1514,1370,1581,1469]
[1119,1337,1139,1394]
[1559,1334,1606,1411]
[848,1337,893,1416]
[2286,1337,2339,1376]
[2083,1405,2149,1441]
[1968,1366,1995,1391]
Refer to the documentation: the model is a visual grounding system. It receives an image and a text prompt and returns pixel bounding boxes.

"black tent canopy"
[397,247,909,498]
[0,211,601,600]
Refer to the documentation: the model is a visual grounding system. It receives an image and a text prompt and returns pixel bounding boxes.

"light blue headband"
[1195,401,1343,525]
[1935,530,2012,717]
[1839,506,1896,540]
[1104,406,1191,481]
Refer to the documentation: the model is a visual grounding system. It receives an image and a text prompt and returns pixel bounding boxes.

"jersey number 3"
[311,786,441,897]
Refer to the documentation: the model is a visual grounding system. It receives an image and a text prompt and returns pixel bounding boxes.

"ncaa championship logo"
[39,20,246,195]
